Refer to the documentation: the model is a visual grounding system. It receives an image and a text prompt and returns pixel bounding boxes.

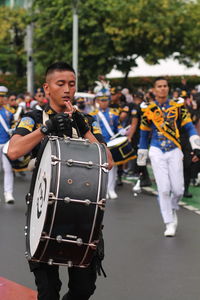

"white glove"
[137,149,148,166]
[118,128,127,136]
[8,128,14,137]
[189,135,200,150]
[2,141,9,155]
[18,102,26,109]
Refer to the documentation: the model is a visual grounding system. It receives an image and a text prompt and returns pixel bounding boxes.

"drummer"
[119,92,152,187]
[7,62,113,300]
[90,84,120,199]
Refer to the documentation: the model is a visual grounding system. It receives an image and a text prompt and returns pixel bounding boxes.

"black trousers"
[31,259,97,300]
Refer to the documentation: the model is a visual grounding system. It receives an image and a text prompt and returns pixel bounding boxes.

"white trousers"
[107,165,117,193]
[149,146,184,224]
[0,144,14,193]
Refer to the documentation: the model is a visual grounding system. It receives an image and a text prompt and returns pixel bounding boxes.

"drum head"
[107,136,127,148]
[29,141,52,257]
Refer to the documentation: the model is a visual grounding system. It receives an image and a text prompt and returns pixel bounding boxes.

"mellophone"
[25,136,108,268]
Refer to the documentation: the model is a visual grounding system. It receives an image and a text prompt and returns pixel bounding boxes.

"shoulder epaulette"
[140,101,155,112]
[110,108,119,115]
[4,105,15,114]
[89,109,99,116]
[169,97,184,107]
[122,106,129,112]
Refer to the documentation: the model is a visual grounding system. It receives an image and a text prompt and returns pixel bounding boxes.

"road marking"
[0,277,36,299]
[124,180,200,215]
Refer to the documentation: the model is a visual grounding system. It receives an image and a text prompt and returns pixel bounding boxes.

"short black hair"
[153,76,168,87]
[45,62,75,78]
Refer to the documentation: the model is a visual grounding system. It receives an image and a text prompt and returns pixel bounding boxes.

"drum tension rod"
[51,158,109,170]
[48,193,106,209]
[47,260,89,268]
[51,155,109,171]
[41,234,97,250]
[63,137,90,145]
[48,259,75,268]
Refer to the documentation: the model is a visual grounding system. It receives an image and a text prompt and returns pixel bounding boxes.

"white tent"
[106,57,200,78]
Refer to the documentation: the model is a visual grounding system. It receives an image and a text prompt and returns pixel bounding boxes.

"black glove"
[72,110,90,136]
[45,113,71,134]
[193,149,200,159]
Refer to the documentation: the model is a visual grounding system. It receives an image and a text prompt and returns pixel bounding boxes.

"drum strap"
[42,111,79,138]
[97,111,114,137]
[0,114,10,133]
[42,110,49,124]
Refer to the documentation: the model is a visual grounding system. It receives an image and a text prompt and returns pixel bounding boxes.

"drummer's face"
[43,70,76,112]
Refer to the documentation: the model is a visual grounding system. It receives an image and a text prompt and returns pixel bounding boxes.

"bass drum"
[25,137,108,268]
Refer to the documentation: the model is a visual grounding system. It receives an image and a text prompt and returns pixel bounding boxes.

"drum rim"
[107,136,128,148]
[38,137,61,261]
[25,137,49,260]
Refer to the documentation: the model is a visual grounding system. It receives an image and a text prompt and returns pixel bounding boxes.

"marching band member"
[0,86,15,204]
[90,83,120,199]
[7,62,113,300]
[5,93,18,115]
[137,77,200,237]
[119,92,152,187]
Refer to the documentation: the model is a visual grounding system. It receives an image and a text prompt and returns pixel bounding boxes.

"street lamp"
[24,0,34,95]
[72,0,79,90]
[10,0,15,8]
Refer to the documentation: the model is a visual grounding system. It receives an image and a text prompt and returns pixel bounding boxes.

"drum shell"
[107,137,136,165]
[11,154,31,172]
[26,138,108,267]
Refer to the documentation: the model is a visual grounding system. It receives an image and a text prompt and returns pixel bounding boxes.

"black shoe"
[140,178,152,187]
[19,171,26,177]
[116,177,123,186]
[183,191,193,198]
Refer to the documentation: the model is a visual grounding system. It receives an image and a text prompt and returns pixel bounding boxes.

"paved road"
[1,171,200,300]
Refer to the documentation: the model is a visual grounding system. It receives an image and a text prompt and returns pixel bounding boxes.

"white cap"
[0,86,8,96]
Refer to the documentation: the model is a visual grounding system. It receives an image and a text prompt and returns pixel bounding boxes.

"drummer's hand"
[45,113,71,134]
[106,147,114,170]
[191,151,200,163]
[64,101,76,118]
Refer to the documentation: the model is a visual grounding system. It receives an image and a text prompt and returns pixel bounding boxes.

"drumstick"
[110,125,131,140]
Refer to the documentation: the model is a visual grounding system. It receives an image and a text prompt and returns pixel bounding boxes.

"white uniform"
[138,98,199,232]
[0,106,14,203]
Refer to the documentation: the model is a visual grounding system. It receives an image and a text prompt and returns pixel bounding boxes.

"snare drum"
[25,137,108,268]
[3,140,31,172]
[11,154,31,172]
[107,136,136,165]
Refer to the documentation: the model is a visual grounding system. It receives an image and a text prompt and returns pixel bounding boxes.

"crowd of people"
[0,63,200,300]
[0,76,200,205]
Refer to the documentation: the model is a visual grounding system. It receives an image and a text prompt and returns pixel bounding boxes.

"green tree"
[33,0,195,88]
[1,0,200,90]
[0,6,27,76]
[33,0,116,89]
[174,0,200,67]
[105,0,189,81]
